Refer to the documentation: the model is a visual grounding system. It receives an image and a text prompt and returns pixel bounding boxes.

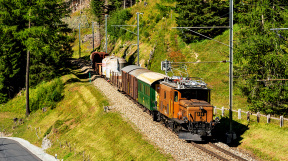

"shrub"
[29,78,64,112]
[43,126,52,137]
[144,31,150,38]
[54,120,64,129]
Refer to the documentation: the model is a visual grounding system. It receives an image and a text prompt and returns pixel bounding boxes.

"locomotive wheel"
[173,122,181,133]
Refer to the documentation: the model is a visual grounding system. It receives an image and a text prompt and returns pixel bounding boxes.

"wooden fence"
[214,106,287,127]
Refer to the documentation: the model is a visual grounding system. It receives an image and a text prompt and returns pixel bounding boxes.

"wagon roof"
[91,52,109,56]
[136,72,166,85]
[130,68,151,77]
[121,65,143,73]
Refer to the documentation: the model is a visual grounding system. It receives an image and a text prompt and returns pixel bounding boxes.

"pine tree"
[0,0,73,114]
[235,0,288,115]
[175,0,229,43]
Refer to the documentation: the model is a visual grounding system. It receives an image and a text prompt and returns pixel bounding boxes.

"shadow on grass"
[212,117,249,147]
[65,78,81,84]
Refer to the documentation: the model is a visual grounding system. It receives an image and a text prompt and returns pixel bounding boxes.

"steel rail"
[190,142,229,161]
[208,142,248,161]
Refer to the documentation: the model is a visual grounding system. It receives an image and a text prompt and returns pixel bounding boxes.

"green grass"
[213,110,288,161]
[239,122,288,161]
[1,72,172,160]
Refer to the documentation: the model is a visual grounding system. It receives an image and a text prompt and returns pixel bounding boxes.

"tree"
[175,0,229,43]
[235,0,288,115]
[0,0,73,115]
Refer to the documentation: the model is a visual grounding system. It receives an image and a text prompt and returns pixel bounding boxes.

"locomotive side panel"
[159,84,174,118]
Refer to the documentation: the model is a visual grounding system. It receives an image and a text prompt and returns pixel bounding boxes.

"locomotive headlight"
[183,117,188,123]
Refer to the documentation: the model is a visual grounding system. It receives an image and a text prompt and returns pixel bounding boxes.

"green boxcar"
[138,80,156,111]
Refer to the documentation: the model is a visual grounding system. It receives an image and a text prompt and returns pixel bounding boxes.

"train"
[91,51,219,141]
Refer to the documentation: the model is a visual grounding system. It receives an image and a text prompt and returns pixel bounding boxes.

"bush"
[29,78,64,112]
[144,31,150,38]
[43,126,52,137]
[54,120,64,129]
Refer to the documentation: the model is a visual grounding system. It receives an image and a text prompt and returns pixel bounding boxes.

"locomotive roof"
[136,72,166,85]
[130,68,151,77]
[121,65,143,73]
[160,76,210,90]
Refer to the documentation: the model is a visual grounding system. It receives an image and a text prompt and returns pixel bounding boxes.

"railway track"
[114,80,249,161]
[191,142,248,161]
[208,142,248,161]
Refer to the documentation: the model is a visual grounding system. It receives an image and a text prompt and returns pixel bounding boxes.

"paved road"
[0,138,41,161]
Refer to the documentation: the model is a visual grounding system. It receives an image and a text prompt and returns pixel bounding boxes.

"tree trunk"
[26,13,31,117]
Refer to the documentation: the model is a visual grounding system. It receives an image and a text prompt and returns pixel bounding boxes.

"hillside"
[71,0,247,111]
[1,0,288,160]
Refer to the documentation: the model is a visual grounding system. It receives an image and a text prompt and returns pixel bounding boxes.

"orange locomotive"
[154,76,219,141]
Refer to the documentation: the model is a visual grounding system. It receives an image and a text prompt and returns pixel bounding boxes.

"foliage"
[175,0,229,43]
[107,9,133,40]
[234,0,288,115]
[91,0,125,24]
[43,125,52,137]
[0,0,73,103]
[91,0,105,24]
[30,78,64,112]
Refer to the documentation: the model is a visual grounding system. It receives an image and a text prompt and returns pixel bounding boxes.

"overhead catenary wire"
[171,60,228,64]
[176,28,230,47]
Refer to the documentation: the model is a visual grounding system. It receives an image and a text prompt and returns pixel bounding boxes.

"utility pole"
[111,12,142,66]
[105,15,108,53]
[171,0,235,143]
[136,12,143,66]
[79,23,81,58]
[92,22,94,51]
[26,11,31,117]
[229,0,233,134]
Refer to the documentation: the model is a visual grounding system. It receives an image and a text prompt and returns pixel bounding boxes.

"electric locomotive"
[154,76,219,141]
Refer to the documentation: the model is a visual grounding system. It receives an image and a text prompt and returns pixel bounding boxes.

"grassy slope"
[72,0,248,111]
[1,72,171,160]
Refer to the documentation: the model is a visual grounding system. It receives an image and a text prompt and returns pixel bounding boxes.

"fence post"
[83,151,85,161]
[280,116,284,127]
[247,111,250,121]
[238,109,241,119]
[257,112,260,123]
[267,114,270,124]
[214,106,217,115]
[221,107,225,117]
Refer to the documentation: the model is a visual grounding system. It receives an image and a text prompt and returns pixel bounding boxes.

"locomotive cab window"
[180,89,209,102]
[174,91,178,102]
